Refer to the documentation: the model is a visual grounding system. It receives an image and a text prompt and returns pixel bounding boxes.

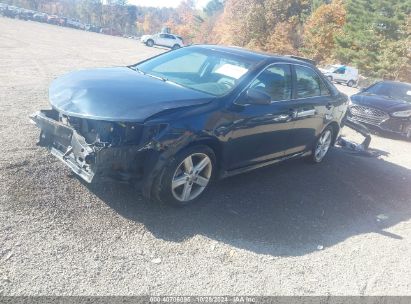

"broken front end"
[30,109,163,183]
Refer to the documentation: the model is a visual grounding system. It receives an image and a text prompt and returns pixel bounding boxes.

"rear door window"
[295,66,329,98]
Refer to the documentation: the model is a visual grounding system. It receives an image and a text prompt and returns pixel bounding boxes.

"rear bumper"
[30,110,97,182]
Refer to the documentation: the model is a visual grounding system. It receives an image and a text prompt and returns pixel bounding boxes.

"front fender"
[140,126,219,199]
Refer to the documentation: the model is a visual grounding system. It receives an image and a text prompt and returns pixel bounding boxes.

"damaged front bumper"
[30,110,160,184]
[30,110,99,182]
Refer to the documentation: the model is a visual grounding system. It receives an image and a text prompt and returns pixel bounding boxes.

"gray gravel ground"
[1,18,411,296]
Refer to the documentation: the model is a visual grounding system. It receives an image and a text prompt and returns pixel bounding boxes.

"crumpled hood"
[49,67,214,122]
[351,93,411,113]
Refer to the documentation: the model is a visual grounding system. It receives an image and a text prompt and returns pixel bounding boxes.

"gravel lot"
[1,18,411,296]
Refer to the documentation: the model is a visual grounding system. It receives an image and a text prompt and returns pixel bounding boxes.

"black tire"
[146,39,154,47]
[151,145,216,207]
[308,126,334,163]
[405,124,411,141]
[347,80,354,87]
[172,44,181,50]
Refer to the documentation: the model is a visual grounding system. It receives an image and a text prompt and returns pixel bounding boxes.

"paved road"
[1,18,411,295]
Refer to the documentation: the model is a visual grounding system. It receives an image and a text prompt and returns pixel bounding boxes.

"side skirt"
[220,151,311,179]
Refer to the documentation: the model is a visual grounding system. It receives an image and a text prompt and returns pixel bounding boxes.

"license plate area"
[30,110,97,183]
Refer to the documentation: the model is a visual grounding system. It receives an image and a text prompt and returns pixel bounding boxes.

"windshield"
[365,82,411,103]
[131,47,258,96]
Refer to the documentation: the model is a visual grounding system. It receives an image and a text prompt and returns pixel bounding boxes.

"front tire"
[146,39,154,47]
[347,80,355,87]
[152,145,216,206]
[172,44,181,50]
[309,127,333,163]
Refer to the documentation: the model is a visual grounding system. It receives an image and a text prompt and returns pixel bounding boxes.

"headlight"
[391,110,411,118]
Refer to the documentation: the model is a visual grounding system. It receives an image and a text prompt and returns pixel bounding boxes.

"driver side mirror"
[246,88,271,105]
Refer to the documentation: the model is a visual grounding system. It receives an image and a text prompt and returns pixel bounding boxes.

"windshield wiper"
[145,73,168,82]
[129,67,181,86]
[129,67,168,81]
[129,66,145,74]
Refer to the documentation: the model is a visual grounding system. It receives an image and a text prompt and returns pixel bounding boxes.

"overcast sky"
[128,0,210,9]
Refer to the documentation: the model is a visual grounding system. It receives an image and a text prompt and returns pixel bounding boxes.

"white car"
[322,65,359,87]
[140,33,184,50]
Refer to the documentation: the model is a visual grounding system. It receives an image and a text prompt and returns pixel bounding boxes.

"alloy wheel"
[171,153,212,202]
[314,130,332,162]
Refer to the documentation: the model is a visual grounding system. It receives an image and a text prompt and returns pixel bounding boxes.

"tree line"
[4,0,411,82]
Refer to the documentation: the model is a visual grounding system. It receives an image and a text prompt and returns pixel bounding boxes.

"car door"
[288,65,334,154]
[158,34,172,47]
[224,64,301,170]
[164,34,176,47]
[156,34,167,46]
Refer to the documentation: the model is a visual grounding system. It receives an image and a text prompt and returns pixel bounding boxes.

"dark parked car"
[18,10,34,21]
[30,45,348,206]
[349,81,411,139]
[47,15,60,25]
[100,27,121,36]
[85,24,101,33]
[33,12,48,23]
[2,6,18,18]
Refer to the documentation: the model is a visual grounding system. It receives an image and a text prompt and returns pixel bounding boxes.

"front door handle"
[296,109,316,118]
[272,109,298,122]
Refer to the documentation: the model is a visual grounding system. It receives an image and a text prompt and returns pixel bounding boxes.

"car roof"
[192,45,315,66]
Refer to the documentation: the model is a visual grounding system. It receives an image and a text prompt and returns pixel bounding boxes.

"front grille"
[349,105,389,126]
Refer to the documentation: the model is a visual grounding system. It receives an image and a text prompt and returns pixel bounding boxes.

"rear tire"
[172,44,181,50]
[152,145,216,207]
[308,127,334,163]
[405,124,411,141]
[146,39,154,47]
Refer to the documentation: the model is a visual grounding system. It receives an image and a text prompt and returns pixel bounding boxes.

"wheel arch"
[325,121,341,145]
[141,136,223,200]
[183,137,223,171]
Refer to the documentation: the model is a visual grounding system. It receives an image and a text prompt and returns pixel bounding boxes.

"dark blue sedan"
[349,81,411,139]
[30,45,348,206]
